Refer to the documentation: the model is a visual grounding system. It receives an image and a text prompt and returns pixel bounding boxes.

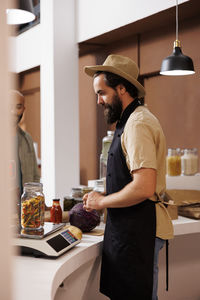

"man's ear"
[117,84,126,95]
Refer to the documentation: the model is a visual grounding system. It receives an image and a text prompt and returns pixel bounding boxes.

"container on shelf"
[82,186,93,195]
[94,179,105,193]
[181,148,199,175]
[63,196,75,211]
[70,187,83,200]
[166,148,181,176]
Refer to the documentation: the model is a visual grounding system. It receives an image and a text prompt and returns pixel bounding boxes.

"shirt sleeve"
[122,120,157,173]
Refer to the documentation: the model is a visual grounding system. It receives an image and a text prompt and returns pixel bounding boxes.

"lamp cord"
[176,0,178,41]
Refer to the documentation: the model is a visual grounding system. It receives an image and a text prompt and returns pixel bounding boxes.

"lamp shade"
[6,0,35,25]
[160,46,195,76]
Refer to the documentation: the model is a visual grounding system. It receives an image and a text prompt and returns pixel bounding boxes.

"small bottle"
[166,148,181,176]
[21,182,45,231]
[181,148,199,175]
[50,199,62,224]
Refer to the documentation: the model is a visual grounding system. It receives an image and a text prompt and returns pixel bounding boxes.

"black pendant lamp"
[160,0,195,76]
[7,0,35,25]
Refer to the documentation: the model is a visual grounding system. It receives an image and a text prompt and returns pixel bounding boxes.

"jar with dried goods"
[181,148,199,175]
[21,182,45,231]
[166,148,181,176]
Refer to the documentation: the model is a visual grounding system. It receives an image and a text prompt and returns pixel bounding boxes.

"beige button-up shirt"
[121,105,174,240]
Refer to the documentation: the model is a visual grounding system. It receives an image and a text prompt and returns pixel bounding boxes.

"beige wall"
[79,55,98,184]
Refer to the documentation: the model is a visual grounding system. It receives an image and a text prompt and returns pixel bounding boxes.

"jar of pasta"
[21,182,45,231]
[166,148,181,176]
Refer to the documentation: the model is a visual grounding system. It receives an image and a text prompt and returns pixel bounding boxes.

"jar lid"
[64,196,74,200]
[24,182,43,187]
[94,179,104,186]
[107,130,114,136]
[23,182,43,192]
[71,187,82,191]
[82,186,93,192]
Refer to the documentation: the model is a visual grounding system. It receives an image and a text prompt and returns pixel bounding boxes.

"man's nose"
[97,95,104,105]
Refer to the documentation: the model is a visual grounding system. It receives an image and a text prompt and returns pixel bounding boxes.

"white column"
[40,0,79,206]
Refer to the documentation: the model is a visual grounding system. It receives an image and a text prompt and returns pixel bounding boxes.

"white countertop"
[13,217,200,300]
[173,215,200,236]
[13,226,104,300]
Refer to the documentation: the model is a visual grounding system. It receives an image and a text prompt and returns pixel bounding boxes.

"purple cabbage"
[69,203,100,232]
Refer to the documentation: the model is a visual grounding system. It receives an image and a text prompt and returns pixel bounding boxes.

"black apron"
[100,99,156,300]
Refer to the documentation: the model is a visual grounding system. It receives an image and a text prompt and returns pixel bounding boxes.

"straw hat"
[84,54,145,98]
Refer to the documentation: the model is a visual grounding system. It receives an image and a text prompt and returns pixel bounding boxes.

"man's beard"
[13,113,23,126]
[17,113,23,124]
[103,93,123,124]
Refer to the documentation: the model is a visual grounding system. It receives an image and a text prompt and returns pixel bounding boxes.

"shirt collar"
[117,98,142,128]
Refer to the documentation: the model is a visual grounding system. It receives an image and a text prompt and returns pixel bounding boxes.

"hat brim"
[84,65,145,98]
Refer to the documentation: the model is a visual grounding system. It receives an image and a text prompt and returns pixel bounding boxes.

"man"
[83,55,173,300]
[11,90,40,197]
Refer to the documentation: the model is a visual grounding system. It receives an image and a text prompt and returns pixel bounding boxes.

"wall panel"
[79,54,98,184]
[144,74,200,167]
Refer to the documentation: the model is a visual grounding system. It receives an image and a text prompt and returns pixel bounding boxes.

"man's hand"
[83,191,104,212]
[83,168,156,210]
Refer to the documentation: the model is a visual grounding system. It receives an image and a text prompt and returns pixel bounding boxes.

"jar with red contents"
[50,199,62,224]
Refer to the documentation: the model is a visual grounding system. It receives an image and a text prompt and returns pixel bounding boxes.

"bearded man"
[83,55,173,300]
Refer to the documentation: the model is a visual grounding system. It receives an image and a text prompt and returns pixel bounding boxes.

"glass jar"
[166,148,181,176]
[82,186,93,195]
[100,153,107,179]
[181,148,199,175]
[63,196,75,211]
[94,179,105,193]
[50,199,62,224]
[70,187,83,200]
[100,131,114,179]
[21,182,45,231]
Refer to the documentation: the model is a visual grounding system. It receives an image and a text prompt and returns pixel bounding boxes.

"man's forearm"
[84,168,156,211]
[102,181,152,208]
